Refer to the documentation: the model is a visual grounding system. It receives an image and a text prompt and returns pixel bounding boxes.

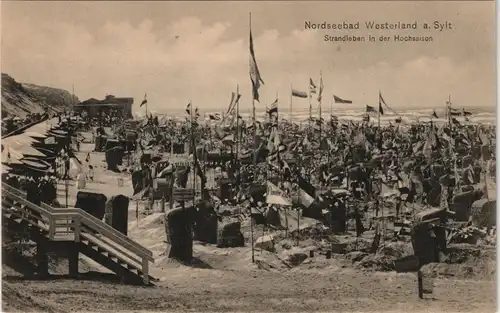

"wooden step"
[96,247,107,254]
[78,243,151,284]
[80,239,141,272]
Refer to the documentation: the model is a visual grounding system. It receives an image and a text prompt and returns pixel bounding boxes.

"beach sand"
[2,132,496,313]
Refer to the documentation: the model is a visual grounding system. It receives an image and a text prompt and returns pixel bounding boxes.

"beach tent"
[451,190,483,221]
[194,200,218,244]
[165,206,194,262]
[104,195,129,235]
[75,191,107,221]
[217,220,244,248]
[470,199,496,228]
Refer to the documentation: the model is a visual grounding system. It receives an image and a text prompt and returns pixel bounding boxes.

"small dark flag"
[226,92,242,115]
[317,73,324,102]
[432,110,439,118]
[209,113,221,120]
[140,93,147,107]
[309,78,317,94]
[379,102,384,115]
[267,99,278,115]
[449,107,461,116]
[292,89,308,98]
[379,92,388,107]
[186,102,192,116]
[333,95,352,104]
[366,105,376,113]
[249,24,264,102]
[378,91,385,115]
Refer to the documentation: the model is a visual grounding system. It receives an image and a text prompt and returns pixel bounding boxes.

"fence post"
[142,258,150,285]
[74,215,81,242]
[49,218,56,240]
[417,270,423,299]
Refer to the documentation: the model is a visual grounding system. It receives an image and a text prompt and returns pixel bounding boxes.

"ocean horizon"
[135,106,496,125]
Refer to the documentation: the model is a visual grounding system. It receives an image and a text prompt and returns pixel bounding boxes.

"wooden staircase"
[2,183,155,285]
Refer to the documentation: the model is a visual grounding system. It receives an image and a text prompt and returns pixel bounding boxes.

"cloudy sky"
[1,1,495,114]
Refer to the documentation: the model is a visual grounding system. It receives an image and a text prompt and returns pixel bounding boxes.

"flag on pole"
[309,78,317,94]
[379,92,388,107]
[432,110,439,118]
[292,89,308,98]
[378,91,385,115]
[209,113,221,120]
[267,99,278,115]
[249,23,264,102]
[297,175,315,208]
[185,102,192,115]
[317,72,324,102]
[140,93,147,107]
[226,92,242,115]
[266,181,291,206]
[449,107,461,116]
[333,95,352,104]
[366,105,376,113]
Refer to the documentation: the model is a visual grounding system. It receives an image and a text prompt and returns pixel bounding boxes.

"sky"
[1,1,496,114]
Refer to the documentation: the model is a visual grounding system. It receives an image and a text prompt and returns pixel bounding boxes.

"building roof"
[77,95,133,106]
[74,103,124,108]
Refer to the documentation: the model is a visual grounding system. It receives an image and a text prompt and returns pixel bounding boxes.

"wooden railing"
[2,183,154,284]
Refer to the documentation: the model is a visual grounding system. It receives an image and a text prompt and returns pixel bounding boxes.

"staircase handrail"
[2,183,153,262]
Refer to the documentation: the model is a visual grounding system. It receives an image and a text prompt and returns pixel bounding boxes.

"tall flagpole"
[194,106,198,204]
[330,94,333,120]
[290,84,293,125]
[235,85,241,193]
[446,95,451,127]
[308,86,312,130]
[72,84,75,107]
[378,91,381,130]
[190,101,195,207]
[276,90,279,125]
[276,90,280,187]
[236,84,240,161]
[250,12,256,264]
[318,71,322,160]
[328,94,333,166]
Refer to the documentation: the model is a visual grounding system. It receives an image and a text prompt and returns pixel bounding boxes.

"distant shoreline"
[138,106,496,115]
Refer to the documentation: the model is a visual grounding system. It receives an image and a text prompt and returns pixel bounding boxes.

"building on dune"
[73,95,134,119]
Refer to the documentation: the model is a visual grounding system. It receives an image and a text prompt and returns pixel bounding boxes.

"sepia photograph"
[0,1,496,312]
